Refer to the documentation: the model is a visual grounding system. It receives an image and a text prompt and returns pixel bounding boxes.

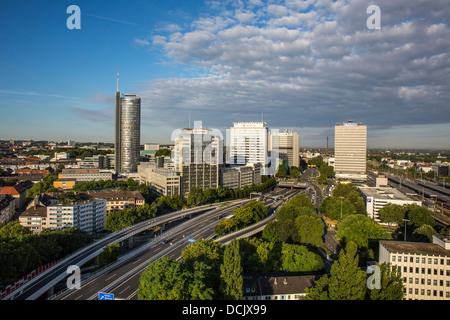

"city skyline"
[0,0,449,149]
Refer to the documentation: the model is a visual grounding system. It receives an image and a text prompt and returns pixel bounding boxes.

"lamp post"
[339,196,344,219]
[402,218,409,241]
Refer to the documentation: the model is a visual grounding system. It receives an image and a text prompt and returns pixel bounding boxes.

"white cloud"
[134,38,150,46]
[140,0,450,146]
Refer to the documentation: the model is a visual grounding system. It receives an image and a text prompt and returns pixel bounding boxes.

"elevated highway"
[3,201,233,300]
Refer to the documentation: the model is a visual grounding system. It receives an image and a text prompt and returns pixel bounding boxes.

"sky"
[0,0,449,149]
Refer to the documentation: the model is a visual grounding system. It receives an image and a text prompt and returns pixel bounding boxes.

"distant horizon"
[2,138,449,152]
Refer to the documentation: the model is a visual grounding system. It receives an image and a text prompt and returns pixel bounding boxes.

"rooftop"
[21,205,47,218]
[243,275,319,297]
[380,240,450,257]
[359,187,417,201]
[86,190,145,201]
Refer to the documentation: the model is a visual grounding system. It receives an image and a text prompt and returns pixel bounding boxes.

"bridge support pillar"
[46,286,54,298]
[128,236,134,249]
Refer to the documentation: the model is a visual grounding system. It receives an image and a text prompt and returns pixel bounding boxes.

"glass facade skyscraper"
[115,89,141,174]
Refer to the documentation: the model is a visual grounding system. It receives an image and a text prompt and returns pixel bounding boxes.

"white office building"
[359,187,422,223]
[379,234,450,300]
[269,129,299,168]
[334,121,367,180]
[229,122,268,172]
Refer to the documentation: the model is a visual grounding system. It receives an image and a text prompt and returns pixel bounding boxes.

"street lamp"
[402,218,409,241]
[339,196,344,219]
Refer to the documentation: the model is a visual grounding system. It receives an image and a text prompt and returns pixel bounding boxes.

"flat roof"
[380,240,450,257]
[359,187,416,201]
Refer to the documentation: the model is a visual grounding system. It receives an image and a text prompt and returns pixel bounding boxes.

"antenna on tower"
[117,70,119,92]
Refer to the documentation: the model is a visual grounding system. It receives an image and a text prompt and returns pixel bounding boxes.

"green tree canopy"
[337,214,390,249]
[220,239,243,300]
[280,243,324,273]
[306,242,367,300]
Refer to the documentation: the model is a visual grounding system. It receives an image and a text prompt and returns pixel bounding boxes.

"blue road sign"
[98,292,114,300]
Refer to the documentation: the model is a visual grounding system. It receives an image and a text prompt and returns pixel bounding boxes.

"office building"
[220,163,262,190]
[172,124,222,195]
[359,187,422,222]
[115,73,141,174]
[269,129,299,168]
[138,163,181,197]
[229,122,268,174]
[334,121,367,180]
[58,168,113,182]
[432,164,449,177]
[379,234,450,300]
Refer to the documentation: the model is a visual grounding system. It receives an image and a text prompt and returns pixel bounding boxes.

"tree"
[318,174,328,184]
[306,242,367,300]
[288,194,315,210]
[337,214,390,249]
[368,262,405,300]
[280,243,324,273]
[321,197,356,220]
[220,239,243,300]
[98,242,121,268]
[379,203,406,227]
[412,224,436,242]
[181,239,222,298]
[137,257,190,300]
[262,221,279,243]
[294,215,325,248]
[275,163,288,177]
[405,204,435,228]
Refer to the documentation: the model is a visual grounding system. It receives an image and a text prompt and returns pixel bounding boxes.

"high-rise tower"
[115,71,121,173]
[334,120,367,180]
[114,73,141,174]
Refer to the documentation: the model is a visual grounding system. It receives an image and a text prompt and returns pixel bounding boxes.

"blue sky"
[0,0,449,149]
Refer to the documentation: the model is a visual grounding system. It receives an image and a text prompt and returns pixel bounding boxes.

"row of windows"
[405,287,450,298]
[392,255,450,265]
[398,265,450,276]
[404,277,450,287]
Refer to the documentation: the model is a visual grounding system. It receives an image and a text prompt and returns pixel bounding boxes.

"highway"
[54,201,245,300]
[4,202,224,300]
[53,188,293,300]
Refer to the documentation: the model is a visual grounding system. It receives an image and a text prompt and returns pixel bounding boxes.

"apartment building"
[379,234,450,300]
[86,190,145,213]
[19,205,47,234]
[46,199,107,234]
[20,198,107,234]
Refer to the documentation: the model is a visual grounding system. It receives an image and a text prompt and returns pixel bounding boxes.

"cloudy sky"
[0,0,449,149]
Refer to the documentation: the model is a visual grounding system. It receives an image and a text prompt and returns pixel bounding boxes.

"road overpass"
[3,201,237,300]
[51,189,295,300]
